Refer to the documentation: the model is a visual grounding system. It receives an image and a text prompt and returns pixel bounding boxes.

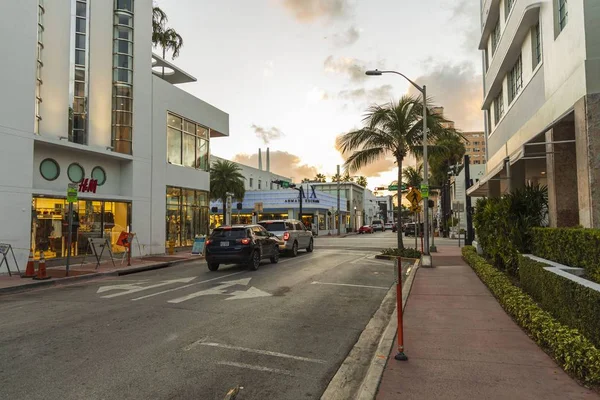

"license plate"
[220,241,229,247]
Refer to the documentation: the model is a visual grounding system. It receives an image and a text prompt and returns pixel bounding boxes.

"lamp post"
[366,69,431,263]
[354,206,357,231]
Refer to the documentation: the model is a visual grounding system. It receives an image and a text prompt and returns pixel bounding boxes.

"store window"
[166,186,209,247]
[166,112,210,171]
[31,197,130,260]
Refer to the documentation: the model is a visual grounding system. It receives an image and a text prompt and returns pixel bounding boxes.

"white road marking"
[311,281,389,290]
[131,271,246,301]
[198,342,326,364]
[225,287,272,301]
[218,361,294,376]
[101,277,197,299]
[167,278,252,304]
[183,336,209,351]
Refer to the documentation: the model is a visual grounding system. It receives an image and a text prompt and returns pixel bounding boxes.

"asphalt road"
[0,232,407,400]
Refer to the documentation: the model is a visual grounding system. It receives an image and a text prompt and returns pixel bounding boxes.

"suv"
[404,222,424,237]
[205,225,280,271]
[259,219,314,257]
[371,219,384,232]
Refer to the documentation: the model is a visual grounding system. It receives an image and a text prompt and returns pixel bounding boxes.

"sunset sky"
[155,0,484,189]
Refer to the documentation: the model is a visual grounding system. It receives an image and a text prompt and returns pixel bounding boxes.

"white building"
[470,0,600,228]
[450,165,486,232]
[0,0,229,272]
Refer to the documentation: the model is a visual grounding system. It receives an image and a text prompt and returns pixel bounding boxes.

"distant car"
[404,223,424,237]
[358,225,373,234]
[258,219,314,257]
[384,222,393,231]
[205,225,280,271]
[371,219,384,232]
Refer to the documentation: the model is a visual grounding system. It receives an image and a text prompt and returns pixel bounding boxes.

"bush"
[519,255,600,349]
[380,248,422,259]
[463,246,600,384]
[531,228,600,284]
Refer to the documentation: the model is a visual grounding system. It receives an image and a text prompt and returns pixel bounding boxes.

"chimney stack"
[258,148,262,170]
[266,147,270,172]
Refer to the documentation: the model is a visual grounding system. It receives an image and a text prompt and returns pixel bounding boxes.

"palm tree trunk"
[222,197,227,227]
[397,157,405,250]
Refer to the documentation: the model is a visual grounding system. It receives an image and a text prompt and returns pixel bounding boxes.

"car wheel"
[306,238,314,253]
[248,250,261,271]
[290,241,298,257]
[270,248,280,263]
[207,262,220,271]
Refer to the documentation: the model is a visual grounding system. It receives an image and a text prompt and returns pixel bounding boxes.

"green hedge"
[531,228,600,284]
[519,255,600,349]
[380,248,422,259]
[462,246,600,384]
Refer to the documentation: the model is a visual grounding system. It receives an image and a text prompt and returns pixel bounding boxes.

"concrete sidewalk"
[376,245,598,400]
[0,253,201,294]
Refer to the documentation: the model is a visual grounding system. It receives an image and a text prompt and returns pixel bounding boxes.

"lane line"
[311,281,389,290]
[217,361,294,376]
[191,341,326,364]
[131,271,246,301]
[183,337,209,351]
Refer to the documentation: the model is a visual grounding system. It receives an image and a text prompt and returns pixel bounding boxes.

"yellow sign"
[409,204,422,213]
[406,188,422,206]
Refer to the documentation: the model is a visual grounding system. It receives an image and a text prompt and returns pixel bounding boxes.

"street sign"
[388,185,398,191]
[281,181,290,189]
[420,184,429,198]
[67,183,78,203]
[409,204,422,213]
[406,188,422,205]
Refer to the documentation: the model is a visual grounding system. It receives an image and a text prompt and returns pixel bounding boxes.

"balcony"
[152,53,197,85]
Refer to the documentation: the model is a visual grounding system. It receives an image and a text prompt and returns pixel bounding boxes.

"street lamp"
[366,69,432,264]
[354,206,357,231]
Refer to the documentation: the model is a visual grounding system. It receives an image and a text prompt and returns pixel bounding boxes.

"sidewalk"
[376,245,598,400]
[0,253,201,294]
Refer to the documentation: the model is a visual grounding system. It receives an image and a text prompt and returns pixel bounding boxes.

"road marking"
[167,278,252,304]
[100,277,197,298]
[131,271,246,301]
[225,286,272,300]
[311,281,389,290]
[193,341,327,364]
[218,361,294,376]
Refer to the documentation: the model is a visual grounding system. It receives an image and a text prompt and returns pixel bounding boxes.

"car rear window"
[210,228,247,239]
[259,222,286,231]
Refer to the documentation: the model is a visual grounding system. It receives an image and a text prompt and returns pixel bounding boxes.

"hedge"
[462,246,600,384]
[519,255,600,349]
[380,248,422,259]
[531,228,600,284]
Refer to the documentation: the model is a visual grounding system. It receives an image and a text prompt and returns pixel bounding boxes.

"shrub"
[380,248,421,259]
[463,246,600,384]
[531,228,600,284]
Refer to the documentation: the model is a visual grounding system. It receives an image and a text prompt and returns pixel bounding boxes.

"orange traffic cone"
[33,251,50,280]
[22,248,36,278]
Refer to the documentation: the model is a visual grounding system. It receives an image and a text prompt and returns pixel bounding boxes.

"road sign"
[406,188,422,205]
[409,204,422,213]
[388,185,398,191]
[420,184,429,198]
[67,183,78,203]
[281,181,290,189]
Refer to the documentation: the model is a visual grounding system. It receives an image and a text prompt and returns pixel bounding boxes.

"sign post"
[66,183,78,276]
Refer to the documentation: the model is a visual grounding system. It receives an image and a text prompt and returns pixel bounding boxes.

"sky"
[155,0,484,189]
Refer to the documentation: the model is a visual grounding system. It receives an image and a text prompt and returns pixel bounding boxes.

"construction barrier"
[33,251,50,280]
[22,248,36,278]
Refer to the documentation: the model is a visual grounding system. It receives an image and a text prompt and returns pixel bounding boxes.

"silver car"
[258,219,314,257]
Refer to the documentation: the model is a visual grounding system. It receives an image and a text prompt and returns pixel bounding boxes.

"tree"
[338,95,454,249]
[210,160,245,224]
[402,165,423,188]
[331,173,341,183]
[301,178,312,183]
[429,131,466,186]
[152,6,183,77]
[356,176,367,187]
[342,172,354,182]
[314,174,327,183]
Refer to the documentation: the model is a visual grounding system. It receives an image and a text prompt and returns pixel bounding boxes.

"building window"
[258,180,262,190]
[505,0,515,20]
[484,49,489,71]
[67,163,85,183]
[91,166,107,186]
[249,178,253,188]
[166,187,209,247]
[491,20,501,55]
[111,0,134,155]
[68,0,89,145]
[508,54,523,103]
[166,112,210,171]
[558,0,568,31]
[494,89,504,125]
[40,158,60,181]
[532,23,542,68]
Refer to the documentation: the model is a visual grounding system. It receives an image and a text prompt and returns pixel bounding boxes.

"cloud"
[324,55,368,82]
[332,25,360,47]
[280,0,352,22]
[307,87,330,102]
[409,61,484,132]
[447,0,481,54]
[251,124,285,144]
[334,133,398,178]
[338,84,393,103]
[233,151,319,181]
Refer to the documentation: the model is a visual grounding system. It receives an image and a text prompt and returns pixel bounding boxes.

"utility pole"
[337,165,342,235]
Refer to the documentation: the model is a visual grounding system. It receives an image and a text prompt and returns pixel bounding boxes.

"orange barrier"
[22,248,36,278]
[33,251,50,280]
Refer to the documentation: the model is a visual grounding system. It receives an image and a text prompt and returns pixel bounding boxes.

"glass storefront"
[31,197,130,259]
[209,213,289,229]
[166,186,209,247]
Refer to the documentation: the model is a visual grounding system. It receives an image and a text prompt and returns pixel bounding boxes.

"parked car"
[384,222,394,231]
[258,219,314,257]
[371,219,384,232]
[358,225,373,234]
[404,222,424,237]
[205,225,280,271]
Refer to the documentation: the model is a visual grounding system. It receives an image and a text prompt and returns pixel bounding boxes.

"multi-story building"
[470,0,600,228]
[462,131,486,164]
[0,0,229,272]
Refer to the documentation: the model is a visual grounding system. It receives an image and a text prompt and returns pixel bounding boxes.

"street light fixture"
[365,69,432,264]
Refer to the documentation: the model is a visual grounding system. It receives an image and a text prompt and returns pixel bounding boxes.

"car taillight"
[206,239,212,245]
[283,232,290,241]
[240,238,251,245]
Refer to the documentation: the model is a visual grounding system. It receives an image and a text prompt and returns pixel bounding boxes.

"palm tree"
[429,132,466,186]
[314,174,327,183]
[356,176,367,187]
[152,6,183,77]
[402,165,423,188]
[210,160,245,224]
[301,178,312,183]
[342,172,354,182]
[338,95,453,249]
[152,7,168,44]
[331,173,341,183]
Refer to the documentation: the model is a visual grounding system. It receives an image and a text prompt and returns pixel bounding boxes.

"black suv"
[205,225,280,271]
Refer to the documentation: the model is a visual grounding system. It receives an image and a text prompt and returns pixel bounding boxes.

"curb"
[0,258,199,295]
[356,258,420,400]
[374,255,419,263]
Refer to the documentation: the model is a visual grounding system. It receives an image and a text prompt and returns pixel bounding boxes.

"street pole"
[422,85,430,257]
[66,202,73,276]
[337,165,341,235]
[298,186,303,222]
[394,256,408,361]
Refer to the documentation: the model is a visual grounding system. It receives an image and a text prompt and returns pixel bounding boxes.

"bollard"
[395,257,408,361]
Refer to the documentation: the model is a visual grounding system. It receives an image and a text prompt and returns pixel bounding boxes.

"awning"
[466,160,506,197]
[509,146,525,165]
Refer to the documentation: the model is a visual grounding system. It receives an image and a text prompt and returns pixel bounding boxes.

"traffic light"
[236,202,243,210]
[428,200,435,208]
